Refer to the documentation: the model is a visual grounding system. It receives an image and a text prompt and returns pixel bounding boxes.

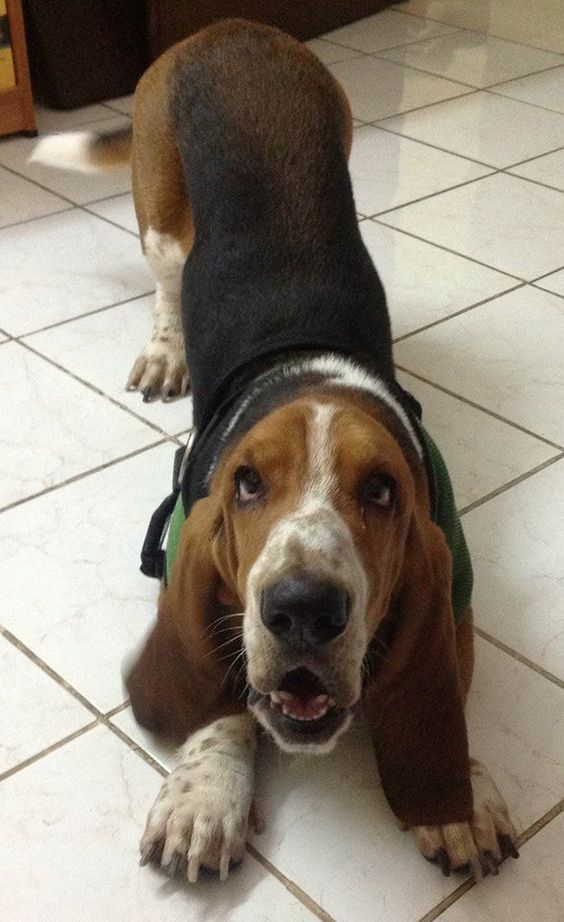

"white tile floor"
[0,6,563,921]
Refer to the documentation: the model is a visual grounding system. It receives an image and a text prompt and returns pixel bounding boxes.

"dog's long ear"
[364,500,473,828]
[125,491,244,741]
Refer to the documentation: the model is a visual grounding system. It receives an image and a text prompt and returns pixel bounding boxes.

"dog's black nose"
[261,574,349,649]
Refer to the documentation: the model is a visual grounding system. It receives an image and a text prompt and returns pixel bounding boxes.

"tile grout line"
[247,845,337,922]
[486,86,564,118]
[415,799,564,922]
[474,626,564,690]
[0,720,101,784]
[368,118,495,168]
[16,288,154,339]
[393,281,526,343]
[0,438,169,516]
[394,364,564,451]
[459,453,564,516]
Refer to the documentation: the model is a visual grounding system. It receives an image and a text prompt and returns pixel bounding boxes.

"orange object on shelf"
[0,0,36,137]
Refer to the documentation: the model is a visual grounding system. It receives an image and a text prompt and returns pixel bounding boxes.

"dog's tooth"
[278,690,295,701]
[270,690,282,704]
[314,694,328,704]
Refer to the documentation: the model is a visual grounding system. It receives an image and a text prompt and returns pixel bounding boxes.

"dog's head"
[161,387,445,753]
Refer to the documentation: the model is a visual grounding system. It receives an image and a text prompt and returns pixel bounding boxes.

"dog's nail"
[139,841,160,866]
[436,848,451,877]
[164,851,185,878]
[484,852,500,876]
[499,834,519,860]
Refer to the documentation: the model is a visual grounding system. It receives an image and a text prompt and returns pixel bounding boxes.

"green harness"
[164,425,472,625]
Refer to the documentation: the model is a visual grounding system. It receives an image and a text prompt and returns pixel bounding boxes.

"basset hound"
[33,19,518,886]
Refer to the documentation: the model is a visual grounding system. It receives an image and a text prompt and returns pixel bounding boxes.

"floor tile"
[323,9,459,53]
[508,147,564,192]
[379,32,562,88]
[86,192,139,234]
[28,297,193,435]
[534,266,564,297]
[440,813,564,922]
[0,726,317,922]
[0,116,132,204]
[360,220,518,336]
[305,38,363,66]
[492,64,564,112]
[328,55,471,121]
[381,173,564,278]
[0,164,70,228]
[396,371,557,508]
[464,459,564,680]
[0,343,156,508]
[0,637,93,775]
[394,285,564,444]
[0,443,174,709]
[33,103,117,132]
[395,0,564,54]
[380,91,564,167]
[350,125,490,215]
[103,95,134,116]
[0,209,152,336]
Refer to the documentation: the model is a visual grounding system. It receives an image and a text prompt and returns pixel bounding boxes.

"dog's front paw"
[140,763,251,883]
[414,759,519,879]
[127,339,189,403]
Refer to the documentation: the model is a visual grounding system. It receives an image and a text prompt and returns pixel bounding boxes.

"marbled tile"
[0,164,69,228]
[0,637,93,775]
[86,193,139,234]
[0,726,317,922]
[0,342,157,508]
[379,32,563,88]
[380,92,564,168]
[33,103,117,132]
[323,9,459,53]
[112,707,177,771]
[509,148,564,192]
[0,116,132,204]
[381,173,564,279]
[360,220,518,336]
[440,813,564,922]
[394,285,564,444]
[396,371,557,509]
[328,55,471,121]
[395,0,564,55]
[350,125,490,215]
[0,209,152,335]
[29,297,193,435]
[464,459,564,680]
[534,266,564,297]
[0,443,175,709]
[305,38,363,66]
[493,65,564,114]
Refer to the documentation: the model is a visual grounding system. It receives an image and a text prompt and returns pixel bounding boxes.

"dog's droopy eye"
[235,466,264,505]
[360,472,395,509]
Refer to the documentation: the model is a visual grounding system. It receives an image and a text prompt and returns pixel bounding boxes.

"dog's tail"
[29,126,132,174]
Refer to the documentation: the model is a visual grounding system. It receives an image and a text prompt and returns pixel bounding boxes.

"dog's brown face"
[207,392,422,753]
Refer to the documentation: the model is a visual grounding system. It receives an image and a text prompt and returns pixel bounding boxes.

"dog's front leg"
[140,713,257,882]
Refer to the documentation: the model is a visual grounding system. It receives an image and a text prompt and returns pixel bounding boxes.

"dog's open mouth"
[248,667,351,747]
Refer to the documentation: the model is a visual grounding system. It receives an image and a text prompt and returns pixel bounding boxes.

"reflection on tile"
[103,95,134,116]
[304,38,363,65]
[508,147,564,192]
[29,297,193,435]
[0,209,152,335]
[380,91,564,167]
[323,9,459,52]
[396,371,557,509]
[464,460,564,680]
[360,220,517,336]
[0,726,317,922]
[0,443,174,709]
[534,266,564,297]
[0,116,132,204]
[245,636,562,922]
[0,343,157,508]
[350,125,490,215]
[380,32,562,88]
[328,55,471,121]
[0,637,93,775]
[395,0,564,55]
[0,164,69,228]
[440,813,564,922]
[86,193,139,234]
[492,65,564,113]
[33,103,116,132]
[381,173,564,278]
[394,285,564,444]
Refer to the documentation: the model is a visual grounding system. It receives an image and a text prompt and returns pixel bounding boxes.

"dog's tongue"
[278,690,329,721]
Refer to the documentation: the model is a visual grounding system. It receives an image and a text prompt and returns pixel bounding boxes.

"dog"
[32,18,518,885]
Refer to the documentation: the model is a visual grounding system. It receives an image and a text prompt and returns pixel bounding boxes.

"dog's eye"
[235,466,264,505]
[360,472,395,509]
